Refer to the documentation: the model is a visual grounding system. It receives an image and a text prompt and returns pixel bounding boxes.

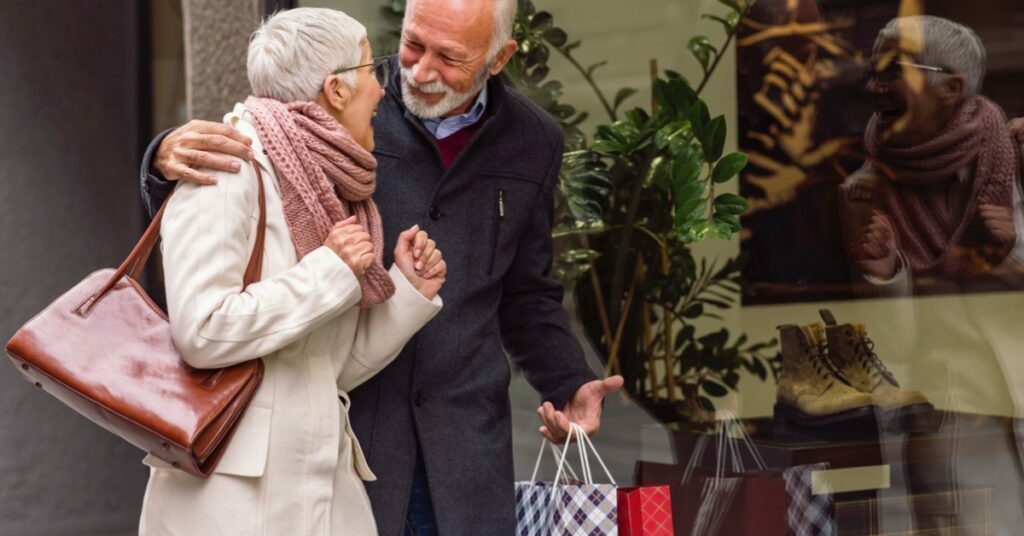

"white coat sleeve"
[161,160,363,369]
[336,264,442,392]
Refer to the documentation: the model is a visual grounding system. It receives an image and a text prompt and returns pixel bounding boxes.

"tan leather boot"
[774,323,878,435]
[819,309,935,432]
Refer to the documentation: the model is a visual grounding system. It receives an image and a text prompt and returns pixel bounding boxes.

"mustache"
[400,69,454,94]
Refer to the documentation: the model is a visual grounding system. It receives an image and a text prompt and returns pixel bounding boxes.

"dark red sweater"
[435,117,488,170]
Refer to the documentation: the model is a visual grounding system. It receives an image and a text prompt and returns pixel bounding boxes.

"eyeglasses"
[333,57,390,86]
[860,60,954,88]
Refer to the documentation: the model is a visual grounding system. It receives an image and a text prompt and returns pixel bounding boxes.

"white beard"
[400,63,490,119]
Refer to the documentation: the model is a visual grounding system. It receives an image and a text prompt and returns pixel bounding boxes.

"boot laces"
[802,338,851,387]
[856,336,899,387]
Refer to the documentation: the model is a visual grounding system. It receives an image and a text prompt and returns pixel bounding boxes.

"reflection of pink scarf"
[245,96,394,307]
[865,95,1019,276]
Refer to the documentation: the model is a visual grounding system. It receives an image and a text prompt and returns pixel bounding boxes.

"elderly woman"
[138,8,445,535]
[843,15,1024,290]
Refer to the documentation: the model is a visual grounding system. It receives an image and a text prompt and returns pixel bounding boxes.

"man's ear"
[320,75,351,114]
[941,74,966,105]
[488,39,519,76]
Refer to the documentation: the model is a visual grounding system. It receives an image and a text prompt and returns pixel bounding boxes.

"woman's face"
[329,40,385,151]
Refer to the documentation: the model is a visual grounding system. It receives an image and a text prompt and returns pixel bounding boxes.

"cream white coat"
[139,104,442,535]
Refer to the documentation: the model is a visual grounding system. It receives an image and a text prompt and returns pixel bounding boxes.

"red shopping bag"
[617,485,673,536]
[678,467,788,535]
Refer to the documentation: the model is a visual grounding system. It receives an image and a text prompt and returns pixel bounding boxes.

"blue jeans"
[404,455,438,536]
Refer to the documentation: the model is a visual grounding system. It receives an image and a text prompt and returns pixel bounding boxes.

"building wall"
[0,2,149,535]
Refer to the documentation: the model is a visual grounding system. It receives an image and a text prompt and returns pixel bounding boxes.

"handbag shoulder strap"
[81,164,268,315]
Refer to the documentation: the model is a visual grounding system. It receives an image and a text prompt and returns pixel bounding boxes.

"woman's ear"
[941,74,966,105]
[320,75,352,114]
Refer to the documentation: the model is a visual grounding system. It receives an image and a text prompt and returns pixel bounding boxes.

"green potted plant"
[381,0,779,431]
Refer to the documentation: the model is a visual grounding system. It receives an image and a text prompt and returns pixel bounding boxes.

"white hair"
[404,0,517,62]
[247,8,367,102]
[875,15,986,95]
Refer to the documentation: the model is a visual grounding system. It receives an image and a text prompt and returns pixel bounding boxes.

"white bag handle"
[682,411,767,488]
[530,438,579,484]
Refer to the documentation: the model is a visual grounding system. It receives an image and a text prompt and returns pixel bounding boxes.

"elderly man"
[843,15,1024,291]
[138,1,623,535]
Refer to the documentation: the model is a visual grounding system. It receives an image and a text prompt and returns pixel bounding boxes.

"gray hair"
[404,0,518,62]
[247,8,367,102]
[875,15,986,95]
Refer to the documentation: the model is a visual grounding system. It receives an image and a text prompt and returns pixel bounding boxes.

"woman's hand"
[324,216,375,278]
[394,225,446,300]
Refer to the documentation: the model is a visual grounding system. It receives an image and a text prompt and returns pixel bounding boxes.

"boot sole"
[881,403,938,434]
[773,403,881,439]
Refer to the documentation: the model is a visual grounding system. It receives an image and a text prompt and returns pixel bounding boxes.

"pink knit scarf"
[245,96,395,307]
[865,95,1019,277]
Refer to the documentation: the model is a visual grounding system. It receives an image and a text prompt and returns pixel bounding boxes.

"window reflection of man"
[842,16,1024,291]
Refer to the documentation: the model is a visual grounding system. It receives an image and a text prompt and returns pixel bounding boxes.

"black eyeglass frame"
[332,57,390,86]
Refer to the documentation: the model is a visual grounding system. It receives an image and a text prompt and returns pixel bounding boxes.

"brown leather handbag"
[5,166,269,478]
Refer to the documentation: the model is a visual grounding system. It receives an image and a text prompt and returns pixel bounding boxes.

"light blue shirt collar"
[422,85,489,139]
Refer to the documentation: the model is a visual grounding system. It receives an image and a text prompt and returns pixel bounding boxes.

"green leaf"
[654,122,684,150]
[613,87,638,112]
[723,371,740,388]
[530,11,554,31]
[711,152,749,183]
[672,158,703,185]
[686,101,711,142]
[697,396,716,411]
[687,36,717,73]
[713,193,748,215]
[563,40,581,53]
[701,116,727,161]
[674,181,706,224]
[543,28,568,47]
[528,65,550,85]
[699,329,729,349]
[702,380,729,397]
[591,139,620,155]
[682,302,704,319]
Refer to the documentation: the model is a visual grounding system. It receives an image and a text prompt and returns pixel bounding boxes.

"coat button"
[429,205,441,221]
[414,392,425,407]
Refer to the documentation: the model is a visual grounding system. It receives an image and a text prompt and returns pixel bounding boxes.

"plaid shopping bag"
[517,480,556,536]
[515,480,618,536]
[618,486,673,536]
[516,424,619,536]
[784,462,835,536]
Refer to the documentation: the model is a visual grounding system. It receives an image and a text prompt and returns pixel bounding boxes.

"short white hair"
[247,8,367,102]
[875,15,986,95]
[404,0,517,62]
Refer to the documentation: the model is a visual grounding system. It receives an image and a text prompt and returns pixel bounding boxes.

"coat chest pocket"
[481,173,543,277]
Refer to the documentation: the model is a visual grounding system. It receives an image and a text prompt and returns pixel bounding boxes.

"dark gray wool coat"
[140,58,597,536]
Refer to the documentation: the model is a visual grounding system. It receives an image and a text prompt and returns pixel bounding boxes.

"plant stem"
[607,154,652,329]
[580,235,614,355]
[695,6,751,96]
[604,256,643,377]
[553,46,617,122]
[643,304,658,403]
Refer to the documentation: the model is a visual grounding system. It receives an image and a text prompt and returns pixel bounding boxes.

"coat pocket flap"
[212,405,272,477]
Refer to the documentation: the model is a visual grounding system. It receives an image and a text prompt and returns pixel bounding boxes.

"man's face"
[398,0,497,119]
[866,39,960,147]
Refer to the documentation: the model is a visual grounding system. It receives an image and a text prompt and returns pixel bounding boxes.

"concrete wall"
[0,2,148,535]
